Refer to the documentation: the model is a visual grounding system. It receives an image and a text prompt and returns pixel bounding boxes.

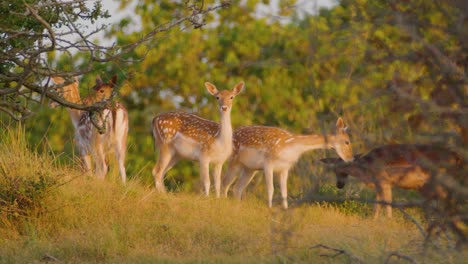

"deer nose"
[49,100,59,108]
[221,105,228,111]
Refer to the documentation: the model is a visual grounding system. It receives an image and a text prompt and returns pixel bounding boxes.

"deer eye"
[100,90,104,93]
[216,96,219,100]
[345,141,350,145]
[230,96,234,99]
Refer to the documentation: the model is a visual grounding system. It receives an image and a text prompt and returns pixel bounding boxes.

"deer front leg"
[200,158,210,196]
[279,169,289,209]
[77,144,92,173]
[264,165,274,208]
[373,185,383,219]
[94,143,108,180]
[381,184,393,218]
[81,153,92,174]
[212,163,223,198]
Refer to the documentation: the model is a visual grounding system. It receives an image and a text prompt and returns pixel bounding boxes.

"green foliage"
[20,0,467,193]
[313,184,372,216]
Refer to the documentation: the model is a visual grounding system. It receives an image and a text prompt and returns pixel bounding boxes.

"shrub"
[0,125,63,234]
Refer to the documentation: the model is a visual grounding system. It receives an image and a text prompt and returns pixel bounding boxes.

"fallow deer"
[49,75,128,183]
[221,118,354,209]
[320,144,464,219]
[151,81,245,196]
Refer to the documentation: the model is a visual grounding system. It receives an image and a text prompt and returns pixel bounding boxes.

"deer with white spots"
[151,81,245,196]
[49,75,128,183]
[221,118,354,209]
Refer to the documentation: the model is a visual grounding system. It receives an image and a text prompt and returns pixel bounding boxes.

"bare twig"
[310,244,365,263]
[41,254,62,263]
[23,1,56,52]
[397,207,426,238]
[0,0,232,119]
[385,251,418,264]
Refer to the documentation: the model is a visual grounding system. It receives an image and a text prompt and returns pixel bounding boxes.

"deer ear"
[110,75,117,87]
[205,82,219,95]
[336,117,347,132]
[51,76,64,84]
[232,81,245,96]
[96,75,103,85]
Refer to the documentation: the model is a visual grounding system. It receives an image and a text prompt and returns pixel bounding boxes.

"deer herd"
[48,76,465,220]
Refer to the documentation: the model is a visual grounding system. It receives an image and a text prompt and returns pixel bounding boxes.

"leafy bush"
[0,125,63,234]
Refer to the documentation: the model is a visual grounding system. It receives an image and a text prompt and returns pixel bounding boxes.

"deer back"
[153,112,220,145]
[233,126,293,154]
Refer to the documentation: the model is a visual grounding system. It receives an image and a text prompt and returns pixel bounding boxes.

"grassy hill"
[0,127,465,263]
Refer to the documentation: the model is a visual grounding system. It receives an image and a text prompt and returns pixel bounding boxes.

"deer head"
[331,118,353,162]
[205,81,244,113]
[86,75,116,105]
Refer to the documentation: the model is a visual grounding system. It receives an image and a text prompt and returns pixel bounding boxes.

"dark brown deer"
[320,144,464,219]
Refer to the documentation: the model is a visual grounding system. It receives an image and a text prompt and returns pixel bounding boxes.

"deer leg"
[264,165,275,208]
[94,143,108,180]
[81,153,92,174]
[114,112,128,184]
[77,144,92,173]
[162,155,179,175]
[212,163,223,198]
[221,159,242,197]
[373,185,383,219]
[200,158,210,196]
[152,145,173,193]
[114,137,127,184]
[381,184,393,218]
[279,169,289,209]
[233,168,257,200]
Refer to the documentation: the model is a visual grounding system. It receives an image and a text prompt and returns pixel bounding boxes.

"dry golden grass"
[1,177,466,263]
[0,128,466,263]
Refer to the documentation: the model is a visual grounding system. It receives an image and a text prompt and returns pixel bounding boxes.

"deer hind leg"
[152,145,174,193]
[163,155,179,175]
[264,165,275,208]
[221,159,242,197]
[114,110,128,183]
[114,144,127,184]
[279,169,289,209]
[233,168,257,200]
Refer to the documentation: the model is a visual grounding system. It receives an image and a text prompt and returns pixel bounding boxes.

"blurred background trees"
[1,0,466,197]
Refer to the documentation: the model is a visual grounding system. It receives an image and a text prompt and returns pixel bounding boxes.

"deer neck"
[216,110,233,148]
[285,133,336,154]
